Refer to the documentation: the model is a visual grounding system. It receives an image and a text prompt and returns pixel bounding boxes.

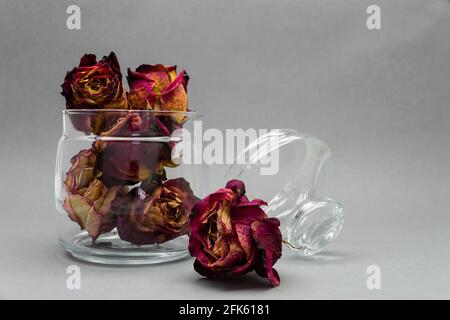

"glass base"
[60,229,189,265]
[286,198,344,256]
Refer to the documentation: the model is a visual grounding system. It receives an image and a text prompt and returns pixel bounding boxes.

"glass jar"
[224,129,344,256]
[55,109,205,265]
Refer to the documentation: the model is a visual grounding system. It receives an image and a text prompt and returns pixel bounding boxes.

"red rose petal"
[251,218,283,286]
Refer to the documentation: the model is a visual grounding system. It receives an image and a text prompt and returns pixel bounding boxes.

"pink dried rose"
[188,180,283,287]
[127,64,189,123]
[114,178,197,245]
[63,149,122,240]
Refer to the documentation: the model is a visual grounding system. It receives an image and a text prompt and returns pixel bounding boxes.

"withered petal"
[231,202,267,226]
[193,259,225,280]
[251,218,282,287]
[64,179,121,240]
[79,54,97,67]
[115,178,197,245]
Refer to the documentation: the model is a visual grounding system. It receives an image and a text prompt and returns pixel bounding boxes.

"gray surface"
[1,0,450,299]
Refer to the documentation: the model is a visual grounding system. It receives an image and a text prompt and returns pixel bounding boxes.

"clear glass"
[55,109,205,265]
[224,129,344,256]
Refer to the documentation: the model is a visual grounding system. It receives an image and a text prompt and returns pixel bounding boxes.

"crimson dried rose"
[188,180,282,286]
[61,52,127,110]
[127,64,189,123]
[114,178,197,245]
[63,149,122,240]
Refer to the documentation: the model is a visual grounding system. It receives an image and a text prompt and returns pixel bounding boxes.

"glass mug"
[55,109,205,265]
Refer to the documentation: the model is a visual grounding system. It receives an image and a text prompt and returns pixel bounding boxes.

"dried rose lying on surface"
[114,178,197,245]
[189,180,283,286]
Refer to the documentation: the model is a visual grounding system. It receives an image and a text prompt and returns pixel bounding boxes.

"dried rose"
[63,149,122,240]
[127,64,189,123]
[93,113,172,186]
[114,178,197,245]
[61,52,128,133]
[188,180,282,286]
[61,52,127,110]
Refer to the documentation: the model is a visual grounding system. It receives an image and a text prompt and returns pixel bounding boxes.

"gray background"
[0,0,449,299]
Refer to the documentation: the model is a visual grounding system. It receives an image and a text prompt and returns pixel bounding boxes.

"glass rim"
[63,109,199,116]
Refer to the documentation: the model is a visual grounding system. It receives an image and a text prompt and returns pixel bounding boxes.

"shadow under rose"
[194,273,276,291]
[285,249,357,265]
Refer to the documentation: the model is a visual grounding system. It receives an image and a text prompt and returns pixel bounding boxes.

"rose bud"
[61,52,128,133]
[62,52,127,110]
[63,149,122,240]
[114,178,197,245]
[127,64,189,123]
[188,179,283,287]
[93,113,171,186]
